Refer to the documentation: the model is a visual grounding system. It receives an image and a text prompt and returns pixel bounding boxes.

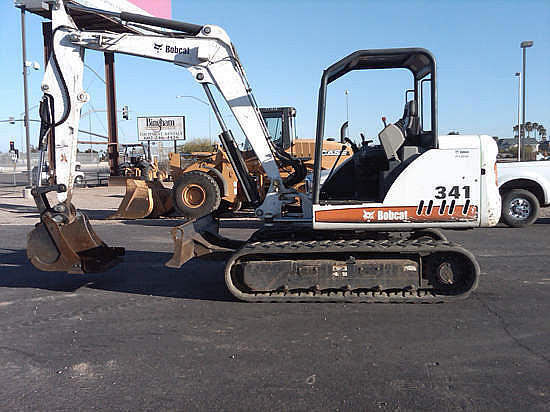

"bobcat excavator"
[23,0,501,302]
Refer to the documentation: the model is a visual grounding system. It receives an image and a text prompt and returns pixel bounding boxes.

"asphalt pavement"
[0,221,549,411]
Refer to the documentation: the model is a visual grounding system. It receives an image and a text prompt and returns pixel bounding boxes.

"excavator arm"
[24,0,306,273]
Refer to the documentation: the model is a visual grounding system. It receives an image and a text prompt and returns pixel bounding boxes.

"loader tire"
[501,189,539,228]
[173,171,221,219]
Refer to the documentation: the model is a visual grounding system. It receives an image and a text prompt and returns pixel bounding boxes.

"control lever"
[382,116,387,127]
[360,133,373,148]
[344,137,358,153]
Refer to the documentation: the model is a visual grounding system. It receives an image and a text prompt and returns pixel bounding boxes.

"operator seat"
[378,100,421,162]
[404,100,420,139]
[395,100,420,141]
[377,100,422,199]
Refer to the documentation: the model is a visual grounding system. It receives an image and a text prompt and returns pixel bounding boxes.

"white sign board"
[137,116,186,141]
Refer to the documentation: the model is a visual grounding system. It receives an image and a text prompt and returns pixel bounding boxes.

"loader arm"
[25,0,306,273]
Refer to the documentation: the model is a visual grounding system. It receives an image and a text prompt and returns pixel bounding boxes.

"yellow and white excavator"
[23,0,501,302]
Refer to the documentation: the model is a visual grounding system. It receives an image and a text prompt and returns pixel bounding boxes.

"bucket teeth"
[27,210,124,274]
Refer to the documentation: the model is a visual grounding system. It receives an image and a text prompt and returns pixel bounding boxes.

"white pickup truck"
[497,160,550,227]
[32,162,85,186]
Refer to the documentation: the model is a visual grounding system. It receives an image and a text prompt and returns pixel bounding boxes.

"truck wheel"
[501,189,540,228]
[173,171,221,219]
[74,175,83,185]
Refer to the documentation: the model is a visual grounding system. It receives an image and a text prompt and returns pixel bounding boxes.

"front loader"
[23,1,500,302]
[168,106,352,219]
[109,143,172,219]
[112,106,351,220]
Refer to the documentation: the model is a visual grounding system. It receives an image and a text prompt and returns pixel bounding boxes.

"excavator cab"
[312,48,437,205]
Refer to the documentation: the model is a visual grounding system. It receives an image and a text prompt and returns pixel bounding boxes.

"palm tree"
[532,122,539,140]
[540,127,547,141]
[525,122,533,139]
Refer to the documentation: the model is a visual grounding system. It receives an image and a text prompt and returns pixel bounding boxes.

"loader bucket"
[147,180,174,219]
[109,178,154,219]
[165,215,244,268]
[108,176,128,186]
[27,211,124,274]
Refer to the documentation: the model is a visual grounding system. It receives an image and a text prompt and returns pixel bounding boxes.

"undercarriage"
[166,218,479,303]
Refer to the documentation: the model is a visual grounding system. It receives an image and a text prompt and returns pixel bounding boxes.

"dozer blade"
[109,178,154,219]
[27,211,125,274]
[165,214,244,268]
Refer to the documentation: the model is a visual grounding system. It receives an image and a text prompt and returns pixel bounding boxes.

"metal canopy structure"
[325,48,436,84]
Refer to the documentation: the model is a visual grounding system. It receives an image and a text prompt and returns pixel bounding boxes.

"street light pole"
[20,7,32,190]
[176,95,212,144]
[345,90,350,138]
[515,72,521,162]
[520,40,533,161]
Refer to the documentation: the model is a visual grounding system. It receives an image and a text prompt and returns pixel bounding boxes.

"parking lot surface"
[0,189,549,411]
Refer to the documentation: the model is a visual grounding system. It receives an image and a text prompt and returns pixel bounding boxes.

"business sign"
[137,116,185,141]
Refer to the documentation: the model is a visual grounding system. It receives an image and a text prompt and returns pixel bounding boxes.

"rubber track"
[225,238,480,303]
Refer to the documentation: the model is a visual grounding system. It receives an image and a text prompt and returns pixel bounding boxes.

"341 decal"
[434,185,471,199]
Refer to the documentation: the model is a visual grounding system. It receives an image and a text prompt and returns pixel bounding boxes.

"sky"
[0,0,549,153]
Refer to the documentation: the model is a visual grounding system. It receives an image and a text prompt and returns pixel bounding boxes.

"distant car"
[32,162,85,186]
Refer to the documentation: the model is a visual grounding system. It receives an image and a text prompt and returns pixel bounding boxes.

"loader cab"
[243,107,296,151]
[260,107,296,150]
[312,48,437,204]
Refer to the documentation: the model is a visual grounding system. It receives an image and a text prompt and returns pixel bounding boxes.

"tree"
[525,122,533,138]
[179,138,214,153]
[532,122,539,139]
[538,125,546,141]
[541,129,547,141]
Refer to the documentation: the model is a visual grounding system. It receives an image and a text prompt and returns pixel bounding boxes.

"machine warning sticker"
[332,265,348,277]
[455,150,471,159]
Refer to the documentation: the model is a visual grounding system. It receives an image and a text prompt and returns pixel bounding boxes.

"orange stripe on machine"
[315,205,478,223]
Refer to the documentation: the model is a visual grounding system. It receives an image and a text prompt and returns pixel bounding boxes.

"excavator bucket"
[165,214,244,268]
[27,211,124,274]
[109,179,173,220]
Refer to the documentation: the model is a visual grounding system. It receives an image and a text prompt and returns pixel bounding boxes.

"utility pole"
[20,7,32,193]
[515,72,521,162]
[345,90,350,138]
[520,40,533,161]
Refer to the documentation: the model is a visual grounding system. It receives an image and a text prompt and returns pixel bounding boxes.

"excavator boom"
[23,0,303,273]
